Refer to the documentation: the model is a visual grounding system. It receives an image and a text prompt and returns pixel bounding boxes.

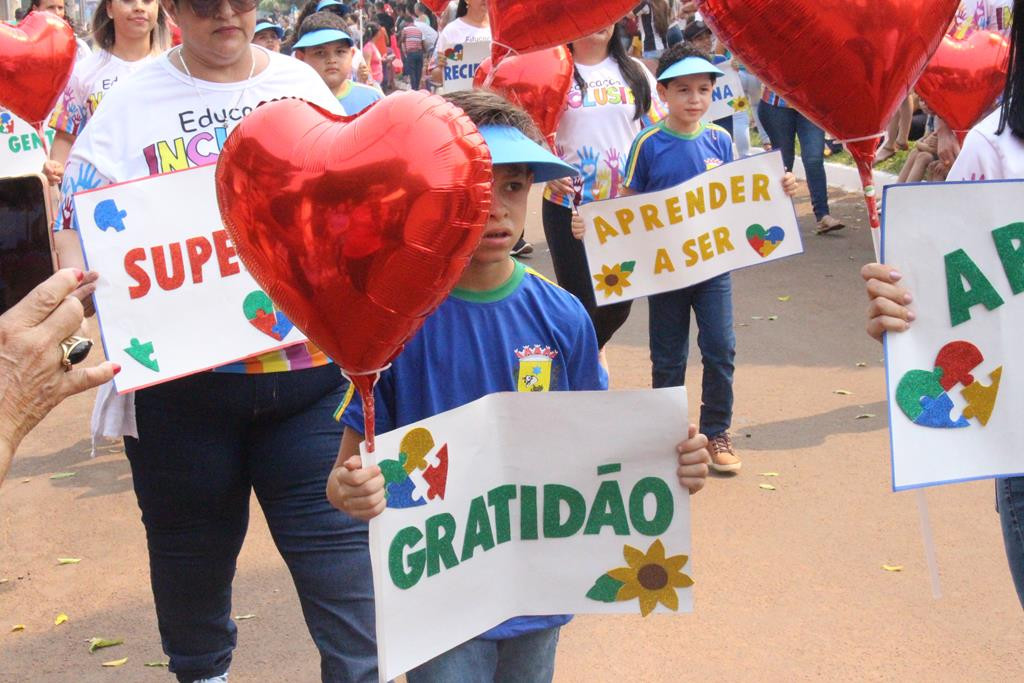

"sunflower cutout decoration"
[728,95,750,112]
[585,538,693,616]
[593,261,635,298]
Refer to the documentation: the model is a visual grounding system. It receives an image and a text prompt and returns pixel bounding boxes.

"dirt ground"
[2,183,1022,682]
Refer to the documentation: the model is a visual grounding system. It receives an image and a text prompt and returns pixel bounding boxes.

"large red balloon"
[215,92,492,379]
[0,12,76,126]
[473,46,574,146]
[916,31,1010,144]
[419,0,449,13]
[698,0,959,231]
[489,0,637,54]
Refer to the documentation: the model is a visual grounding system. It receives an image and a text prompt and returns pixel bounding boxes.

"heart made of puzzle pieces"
[243,290,294,342]
[215,92,492,375]
[915,31,1010,142]
[697,0,957,142]
[745,224,785,258]
[0,12,77,125]
[380,427,449,509]
[895,341,1002,428]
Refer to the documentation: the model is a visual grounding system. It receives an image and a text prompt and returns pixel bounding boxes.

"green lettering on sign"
[460,496,496,561]
[629,477,674,535]
[543,484,586,538]
[388,526,425,589]
[425,513,459,576]
[945,248,1004,326]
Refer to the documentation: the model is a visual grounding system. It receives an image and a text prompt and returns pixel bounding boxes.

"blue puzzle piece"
[272,311,294,339]
[764,226,785,244]
[914,393,969,429]
[386,476,426,509]
[94,199,128,232]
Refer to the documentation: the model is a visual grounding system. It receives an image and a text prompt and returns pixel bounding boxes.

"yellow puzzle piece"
[399,427,435,473]
[961,367,1002,426]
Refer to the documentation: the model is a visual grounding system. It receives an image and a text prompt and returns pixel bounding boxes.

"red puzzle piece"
[423,444,449,500]
[251,310,282,340]
[934,340,983,390]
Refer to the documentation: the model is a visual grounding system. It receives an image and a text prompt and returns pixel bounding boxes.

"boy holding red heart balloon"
[327,89,711,681]
[616,42,798,474]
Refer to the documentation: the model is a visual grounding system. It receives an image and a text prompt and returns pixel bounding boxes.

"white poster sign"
[578,152,801,304]
[441,40,491,93]
[366,388,693,681]
[704,63,748,122]
[73,164,309,393]
[882,179,1024,489]
[0,109,54,178]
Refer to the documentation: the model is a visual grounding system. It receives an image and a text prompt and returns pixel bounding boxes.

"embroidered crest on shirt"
[704,157,724,170]
[515,346,558,392]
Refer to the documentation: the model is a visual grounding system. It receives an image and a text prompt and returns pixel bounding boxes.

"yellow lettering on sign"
[752,173,771,201]
[654,248,675,274]
[639,204,664,232]
[593,216,619,245]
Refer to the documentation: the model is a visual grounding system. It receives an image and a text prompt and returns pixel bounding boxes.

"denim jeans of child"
[997,476,1024,608]
[125,365,376,683]
[757,100,831,221]
[648,273,736,437]
[406,51,424,90]
[405,627,560,683]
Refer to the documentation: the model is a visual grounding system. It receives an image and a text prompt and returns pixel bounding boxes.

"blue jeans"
[996,476,1024,608]
[757,100,831,221]
[648,273,735,437]
[125,366,376,683]
[406,51,424,90]
[405,627,560,683]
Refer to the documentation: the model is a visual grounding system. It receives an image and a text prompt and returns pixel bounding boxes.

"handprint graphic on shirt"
[575,146,600,203]
[605,148,624,198]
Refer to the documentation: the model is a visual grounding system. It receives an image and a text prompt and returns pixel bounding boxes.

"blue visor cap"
[292,28,354,49]
[657,56,726,82]
[254,22,285,39]
[478,125,578,183]
[316,0,349,11]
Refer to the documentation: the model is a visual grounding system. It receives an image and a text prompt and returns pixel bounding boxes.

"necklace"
[176,45,257,111]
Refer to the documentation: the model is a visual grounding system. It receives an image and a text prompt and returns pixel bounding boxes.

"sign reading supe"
[73,164,310,393]
[367,388,693,682]
[578,152,801,304]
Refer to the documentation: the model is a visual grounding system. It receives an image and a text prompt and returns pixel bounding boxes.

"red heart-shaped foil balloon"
[699,0,958,232]
[916,31,1010,143]
[215,92,492,378]
[474,46,574,146]
[419,0,449,13]
[0,12,76,126]
[489,0,637,53]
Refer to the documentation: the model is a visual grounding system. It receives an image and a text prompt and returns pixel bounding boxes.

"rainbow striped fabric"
[214,341,330,374]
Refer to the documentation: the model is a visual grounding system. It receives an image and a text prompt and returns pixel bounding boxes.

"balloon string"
[36,123,50,157]
[834,131,885,144]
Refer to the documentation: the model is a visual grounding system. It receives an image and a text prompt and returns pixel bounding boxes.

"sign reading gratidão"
[578,152,802,303]
[366,388,694,681]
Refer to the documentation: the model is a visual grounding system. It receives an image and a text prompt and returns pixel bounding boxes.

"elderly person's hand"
[0,269,119,484]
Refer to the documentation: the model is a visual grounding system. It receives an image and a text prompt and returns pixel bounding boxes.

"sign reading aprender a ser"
[578,152,802,304]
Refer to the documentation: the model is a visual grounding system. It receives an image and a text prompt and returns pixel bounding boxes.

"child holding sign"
[328,90,711,681]
[618,43,798,473]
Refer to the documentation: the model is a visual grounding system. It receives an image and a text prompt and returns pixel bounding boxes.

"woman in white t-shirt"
[430,0,489,85]
[864,0,1024,607]
[543,23,663,352]
[43,0,170,187]
[54,1,376,680]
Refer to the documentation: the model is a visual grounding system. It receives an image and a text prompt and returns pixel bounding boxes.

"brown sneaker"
[708,432,741,473]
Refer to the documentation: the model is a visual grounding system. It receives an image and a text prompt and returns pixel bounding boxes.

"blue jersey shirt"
[338,81,384,115]
[622,120,734,194]
[341,260,607,641]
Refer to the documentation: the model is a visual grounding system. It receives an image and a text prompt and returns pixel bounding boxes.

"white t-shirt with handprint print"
[544,56,663,208]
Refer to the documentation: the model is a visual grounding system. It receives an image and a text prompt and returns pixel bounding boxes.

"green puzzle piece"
[125,337,159,372]
[895,368,944,421]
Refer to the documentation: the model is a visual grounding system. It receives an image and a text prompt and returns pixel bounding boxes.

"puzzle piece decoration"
[423,444,449,500]
[124,337,159,372]
[895,368,945,422]
[271,312,294,340]
[94,199,127,232]
[385,476,426,509]
[399,427,435,473]
[934,340,983,391]
[961,367,1002,426]
[915,393,969,428]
